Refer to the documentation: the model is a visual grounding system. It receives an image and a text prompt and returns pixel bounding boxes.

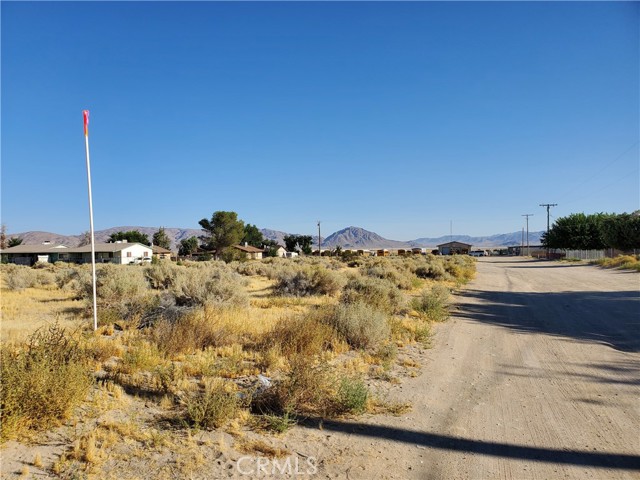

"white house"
[66,242,153,264]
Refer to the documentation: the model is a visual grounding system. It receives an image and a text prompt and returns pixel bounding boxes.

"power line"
[558,141,639,202]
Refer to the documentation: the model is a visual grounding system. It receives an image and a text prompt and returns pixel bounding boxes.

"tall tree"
[601,212,640,251]
[283,234,313,254]
[178,236,199,256]
[0,224,6,250]
[199,211,245,256]
[242,224,264,248]
[8,237,23,247]
[108,230,151,245]
[542,213,611,249]
[152,227,172,250]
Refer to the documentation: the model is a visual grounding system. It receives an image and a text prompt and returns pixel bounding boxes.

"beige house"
[152,245,173,260]
[233,244,263,260]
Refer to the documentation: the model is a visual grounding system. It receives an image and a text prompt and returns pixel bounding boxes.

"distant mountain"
[322,226,410,249]
[7,225,543,252]
[409,231,544,248]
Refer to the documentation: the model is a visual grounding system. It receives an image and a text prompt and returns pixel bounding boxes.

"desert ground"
[1,256,638,479]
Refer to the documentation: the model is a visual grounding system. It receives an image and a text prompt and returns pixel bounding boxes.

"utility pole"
[317,221,321,257]
[522,214,533,257]
[539,203,557,260]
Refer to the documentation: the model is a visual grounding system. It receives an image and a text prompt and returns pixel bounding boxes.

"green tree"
[178,236,199,256]
[152,227,172,250]
[242,224,264,248]
[263,239,280,257]
[283,234,313,255]
[601,212,640,251]
[541,213,611,249]
[108,230,150,246]
[0,225,6,250]
[283,234,298,253]
[7,237,23,248]
[199,211,245,256]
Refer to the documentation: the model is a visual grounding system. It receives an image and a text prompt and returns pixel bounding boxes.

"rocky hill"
[322,226,410,249]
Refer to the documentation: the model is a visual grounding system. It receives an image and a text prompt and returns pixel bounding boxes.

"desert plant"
[151,309,234,357]
[2,264,36,291]
[169,263,249,308]
[341,274,406,314]
[260,314,340,358]
[335,376,369,415]
[411,284,450,322]
[0,324,92,441]
[321,302,390,350]
[183,378,240,429]
[273,265,344,297]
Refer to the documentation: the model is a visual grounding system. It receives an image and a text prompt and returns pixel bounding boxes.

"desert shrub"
[412,256,452,281]
[183,378,240,429]
[55,265,82,290]
[0,324,92,441]
[443,256,475,283]
[412,284,450,322]
[335,377,369,415]
[321,302,390,350]
[1,264,36,291]
[341,274,406,314]
[169,263,249,308]
[260,314,341,358]
[252,356,334,417]
[594,255,640,271]
[118,340,164,375]
[361,259,414,290]
[151,309,234,357]
[144,262,179,290]
[76,264,154,323]
[273,265,344,297]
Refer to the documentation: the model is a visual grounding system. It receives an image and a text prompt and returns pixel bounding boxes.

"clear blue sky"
[2,1,638,240]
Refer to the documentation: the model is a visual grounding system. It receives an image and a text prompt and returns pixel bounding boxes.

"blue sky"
[2,1,638,240]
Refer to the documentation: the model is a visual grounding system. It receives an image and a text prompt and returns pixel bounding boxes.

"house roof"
[437,241,473,248]
[234,244,264,253]
[152,245,172,254]
[66,242,151,253]
[1,244,69,254]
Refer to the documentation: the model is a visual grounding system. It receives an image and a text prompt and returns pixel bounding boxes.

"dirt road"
[296,257,640,479]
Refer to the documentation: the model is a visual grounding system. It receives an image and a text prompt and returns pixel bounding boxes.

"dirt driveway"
[294,257,640,479]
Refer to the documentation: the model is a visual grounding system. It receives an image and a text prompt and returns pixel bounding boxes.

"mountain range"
[7,225,543,250]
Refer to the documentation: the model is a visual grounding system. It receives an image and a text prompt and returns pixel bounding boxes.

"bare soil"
[2,257,639,479]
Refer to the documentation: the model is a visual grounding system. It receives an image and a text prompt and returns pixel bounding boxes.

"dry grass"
[592,255,640,271]
[0,285,84,343]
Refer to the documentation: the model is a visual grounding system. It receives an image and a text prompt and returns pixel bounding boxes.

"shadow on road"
[454,289,640,352]
[301,419,640,471]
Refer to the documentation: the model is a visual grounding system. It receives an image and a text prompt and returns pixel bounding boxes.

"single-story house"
[1,241,153,265]
[233,244,263,260]
[1,243,70,265]
[152,245,173,260]
[437,241,472,255]
[65,241,153,264]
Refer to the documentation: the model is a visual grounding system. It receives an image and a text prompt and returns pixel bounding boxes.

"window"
[127,252,132,257]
